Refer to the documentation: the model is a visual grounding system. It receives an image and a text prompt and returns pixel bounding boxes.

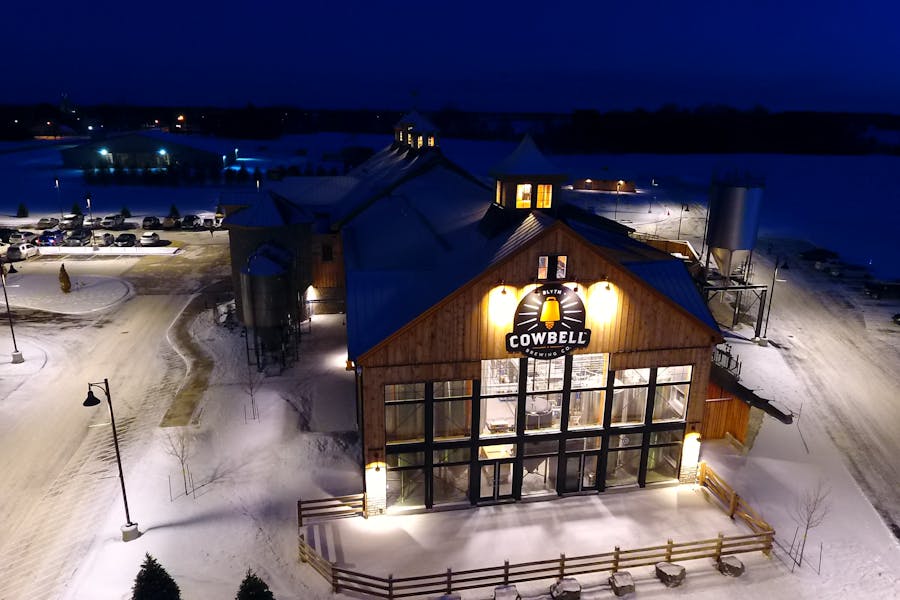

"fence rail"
[297,464,773,599]
[297,493,366,527]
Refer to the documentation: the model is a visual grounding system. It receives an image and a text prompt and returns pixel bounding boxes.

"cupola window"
[537,184,553,208]
[516,184,533,209]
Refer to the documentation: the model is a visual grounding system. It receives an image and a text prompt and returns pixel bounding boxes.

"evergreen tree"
[59,264,71,294]
[70,203,83,215]
[132,554,180,600]
[16,202,28,218]
[168,204,180,218]
[121,206,132,218]
[236,569,275,600]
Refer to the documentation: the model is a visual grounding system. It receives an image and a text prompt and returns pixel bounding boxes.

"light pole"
[83,379,140,541]
[677,203,690,239]
[614,180,623,221]
[85,192,97,249]
[54,177,63,220]
[1,264,23,363]
[762,256,789,341]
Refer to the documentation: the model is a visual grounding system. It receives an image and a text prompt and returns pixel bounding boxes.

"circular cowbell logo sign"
[505,284,591,359]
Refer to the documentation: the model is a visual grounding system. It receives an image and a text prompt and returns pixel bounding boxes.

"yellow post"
[612,546,620,573]
[666,539,673,562]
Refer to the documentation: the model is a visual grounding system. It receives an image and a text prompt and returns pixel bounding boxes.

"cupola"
[394,111,439,151]
[490,135,566,214]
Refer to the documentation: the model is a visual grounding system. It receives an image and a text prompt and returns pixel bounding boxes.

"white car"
[8,231,37,244]
[7,243,38,261]
[139,232,160,246]
[101,214,125,229]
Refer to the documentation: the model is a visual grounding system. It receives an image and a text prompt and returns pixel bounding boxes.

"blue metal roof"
[620,259,720,332]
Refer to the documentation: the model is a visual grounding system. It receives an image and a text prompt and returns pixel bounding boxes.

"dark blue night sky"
[4,1,900,112]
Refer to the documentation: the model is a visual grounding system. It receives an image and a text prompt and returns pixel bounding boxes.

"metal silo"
[240,243,292,349]
[706,180,763,281]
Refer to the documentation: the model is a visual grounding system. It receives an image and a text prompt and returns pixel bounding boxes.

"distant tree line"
[4,101,900,154]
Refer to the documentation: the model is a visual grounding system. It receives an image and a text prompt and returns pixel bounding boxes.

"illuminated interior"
[516,184,532,208]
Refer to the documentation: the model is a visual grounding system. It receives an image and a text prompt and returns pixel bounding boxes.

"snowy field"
[0,136,899,599]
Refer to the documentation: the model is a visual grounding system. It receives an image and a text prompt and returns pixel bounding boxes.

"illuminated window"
[537,255,567,280]
[495,181,502,205]
[417,135,423,148]
[385,383,425,444]
[516,184,532,208]
[399,131,405,142]
[427,136,435,147]
[537,184,552,208]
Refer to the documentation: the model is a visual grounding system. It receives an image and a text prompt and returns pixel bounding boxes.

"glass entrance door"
[563,453,599,493]
[479,460,515,501]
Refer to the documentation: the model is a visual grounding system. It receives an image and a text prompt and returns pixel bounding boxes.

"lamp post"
[54,177,63,220]
[614,180,623,221]
[1,264,23,363]
[761,256,789,342]
[85,193,97,249]
[677,203,690,239]
[83,379,140,541]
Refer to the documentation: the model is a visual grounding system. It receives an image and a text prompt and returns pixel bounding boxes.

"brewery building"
[223,114,723,515]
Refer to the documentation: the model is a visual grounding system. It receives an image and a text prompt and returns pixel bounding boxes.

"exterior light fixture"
[82,379,139,541]
[158,149,167,156]
[98,148,108,156]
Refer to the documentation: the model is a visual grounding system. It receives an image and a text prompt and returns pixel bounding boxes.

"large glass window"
[571,354,606,389]
[433,465,469,504]
[610,387,647,426]
[522,440,558,497]
[537,184,552,208]
[386,451,425,509]
[385,403,425,444]
[434,379,472,441]
[481,359,519,396]
[516,184,532,208]
[653,383,689,422]
[480,396,517,437]
[569,390,604,429]
[605,449,641,488]
[524,393,562,433]
[646,428,684,485]
[656,365,692,385]
[526,357,565,392]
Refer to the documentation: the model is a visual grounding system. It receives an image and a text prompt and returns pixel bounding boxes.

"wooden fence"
[297,493,366,527]
[297,463,774,599]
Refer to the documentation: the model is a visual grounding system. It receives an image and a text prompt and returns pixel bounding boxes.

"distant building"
[60,131,233,170]
[222,114,722,515]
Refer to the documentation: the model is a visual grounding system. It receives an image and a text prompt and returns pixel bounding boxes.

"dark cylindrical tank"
[240,254,290,331]
[706,184,763,252]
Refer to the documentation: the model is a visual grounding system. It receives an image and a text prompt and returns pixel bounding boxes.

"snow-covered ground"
[0,254,897,599]
[1,138,899,599]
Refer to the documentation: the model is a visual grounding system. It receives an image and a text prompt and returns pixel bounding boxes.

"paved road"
[754,241,900,538]
[0,243,230,599]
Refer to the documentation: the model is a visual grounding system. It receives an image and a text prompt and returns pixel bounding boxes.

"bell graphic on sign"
[539,296,560,329]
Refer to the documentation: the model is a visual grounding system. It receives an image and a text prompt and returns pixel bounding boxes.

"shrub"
[132,553,180,600]
[236,569,275,600]
[59,264,71,294]
[16,203,28,218]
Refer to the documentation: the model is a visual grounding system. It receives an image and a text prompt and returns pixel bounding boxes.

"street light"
[614,180,623,221]
[761,256,789,341]
[83,379,140,541]
[677,203,690,239]
[85,193,97,249]
[54,177,63,219]
[1,264,23,363]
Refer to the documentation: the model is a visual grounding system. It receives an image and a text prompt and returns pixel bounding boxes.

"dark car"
[181,214,201,230]
[161,216,181,230]
[142,216,161,229]
[36,229,65,246]
[36,217,60,229]
[64,229,92,246]
[893,313,900,325]
[114,233,137,247]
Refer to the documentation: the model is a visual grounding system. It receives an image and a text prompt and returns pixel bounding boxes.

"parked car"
[139,231,160,246]
[114,233,137,247]
[180,214,201,230]
[161,216,181,230]
[97,232,115,246]
[893,313,900,326]
[64,229,92,246]
[60,213,84,230]
[35,217,59,229]
[9,231,37,244]
[142,216,161,229]
[7,243,38,261]
[101,214,125,229]
[83,217,103,229]
[863,281,900,300]
[36,230,65,246]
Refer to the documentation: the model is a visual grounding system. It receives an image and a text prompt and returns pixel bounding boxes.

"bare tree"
[789,479,831,570]
[163,429,192,496]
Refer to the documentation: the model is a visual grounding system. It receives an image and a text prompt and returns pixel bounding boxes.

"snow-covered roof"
[394,111,438,133]
[490,134,564,178]
[222,192,311,228]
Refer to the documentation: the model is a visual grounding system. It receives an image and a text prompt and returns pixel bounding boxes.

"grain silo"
[705,179,763,283]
